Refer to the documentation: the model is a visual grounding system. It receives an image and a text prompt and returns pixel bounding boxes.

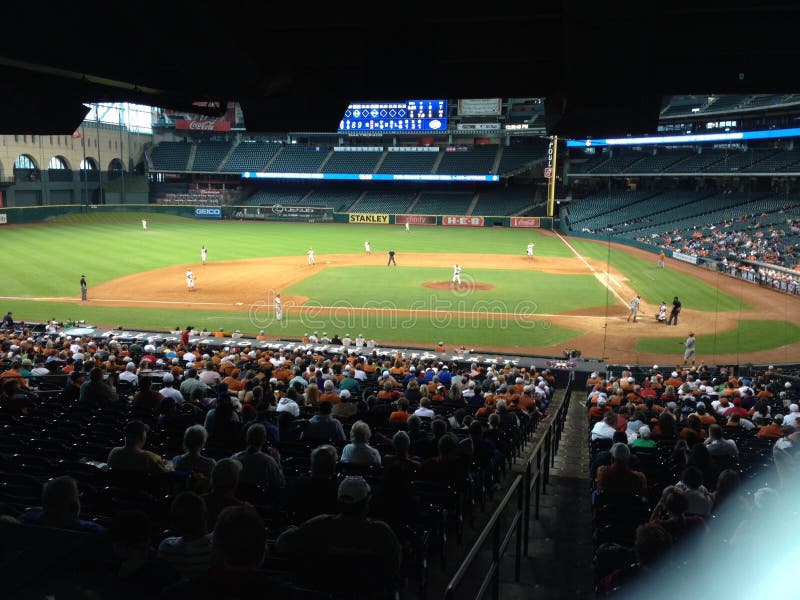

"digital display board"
[566,126,800,147]
[242,171,498,182]
[339,100,447,132]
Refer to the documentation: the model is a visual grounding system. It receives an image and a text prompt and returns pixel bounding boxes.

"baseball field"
[2,210,800,365]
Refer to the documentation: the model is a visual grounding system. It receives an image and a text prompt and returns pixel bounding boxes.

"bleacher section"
[265,146,329,174]
[349,190,416,213]
[624,151,694,174]
[322,151,383,174]
[588,152,647,175]
[703,148,778,173]
[377,151,438,174]
[221,141,282,172]
[497,142,547,175]
[412,191,473,215]
[239,189,311,206]
[661,150,726,173]
[471,188,533,216]
[299,189,362,211]
[190,141,231,172]
[150,142,191,171]
[566,191,657,227]
[435,146,498,175]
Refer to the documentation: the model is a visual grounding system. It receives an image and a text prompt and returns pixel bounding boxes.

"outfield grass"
[567,238,751,312]
[636,320,800,354]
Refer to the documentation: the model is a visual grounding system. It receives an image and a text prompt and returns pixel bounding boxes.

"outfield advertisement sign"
[395,215,436,226]
[194,207,222,219]
[672,251,699,265]
[233,205,332,222]
[349,213,389,224]
[510,217,540,228]
[442,216,484,227]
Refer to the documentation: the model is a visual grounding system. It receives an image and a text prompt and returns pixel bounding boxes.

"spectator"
[201,458,249,531]
[595,442,647,495]
[275,476,402,577]
[341,420,382,466]
[675,466,713,517]
[302,400,346,443]
[108,420,172,475]
[79,366,118,407]
[591,411,618,441]
[704,424,738,458]
[172,425,216,480]
[286,444,341,526]
[18,475,107,535]
[231,424,285,489]
[157,491,213,579]
[161,506,284,600]
[649,486,707,547]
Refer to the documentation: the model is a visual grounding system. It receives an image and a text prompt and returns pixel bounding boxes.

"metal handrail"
[443,374,574,600]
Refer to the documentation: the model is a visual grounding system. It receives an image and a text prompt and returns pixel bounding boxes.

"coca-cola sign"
[175,119,231,132]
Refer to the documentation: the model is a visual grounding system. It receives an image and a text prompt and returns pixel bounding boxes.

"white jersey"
[201,247,207,262]
[274,295,282,320]
[142,219,148,230]
[308,249,315,265]
[527,243,534,256]
[364,241,371,253]
[186,271,195,287]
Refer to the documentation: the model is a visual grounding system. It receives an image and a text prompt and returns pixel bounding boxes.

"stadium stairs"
[429,391,594,600]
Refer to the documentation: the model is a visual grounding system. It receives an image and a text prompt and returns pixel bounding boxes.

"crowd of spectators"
[0,317,553,598]
[587,364,800,596]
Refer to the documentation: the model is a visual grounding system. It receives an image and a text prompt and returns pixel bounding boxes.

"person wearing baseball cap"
[274,475,402,577]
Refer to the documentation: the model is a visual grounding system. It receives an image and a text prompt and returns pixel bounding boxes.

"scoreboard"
[339,99,447,132]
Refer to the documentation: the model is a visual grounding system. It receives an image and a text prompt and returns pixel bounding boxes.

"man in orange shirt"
[756,415,785,439]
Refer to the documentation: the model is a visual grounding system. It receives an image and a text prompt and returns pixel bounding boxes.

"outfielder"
[364,240,371,255]
[201,245,207,265]
[527,242,534,258]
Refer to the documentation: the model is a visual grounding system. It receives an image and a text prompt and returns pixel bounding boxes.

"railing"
[444,373,574,600]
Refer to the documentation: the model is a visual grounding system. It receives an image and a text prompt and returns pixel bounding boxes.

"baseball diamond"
[1,210,799,366]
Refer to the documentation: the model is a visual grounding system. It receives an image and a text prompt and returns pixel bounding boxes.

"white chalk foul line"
[553,232,628,306]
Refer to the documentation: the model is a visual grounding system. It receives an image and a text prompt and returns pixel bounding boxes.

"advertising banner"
[175,119,232,132]
[233,205,332,222]
[442,216,485,227]
[194,207,222,219]
[348,213,389,224]
[395,214,436,225]
[510,217,540,228]
[672,251,699,265]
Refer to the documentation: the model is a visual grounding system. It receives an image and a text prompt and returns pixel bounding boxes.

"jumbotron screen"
[339,100,447,132]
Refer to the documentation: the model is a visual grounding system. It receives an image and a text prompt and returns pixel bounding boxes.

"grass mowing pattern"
[636,320,800,355]
[0,298,582,350]
[285,266,610,314]
[567,238,750,312]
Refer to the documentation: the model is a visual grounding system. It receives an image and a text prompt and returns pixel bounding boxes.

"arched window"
[48,156,71,170]
[80,157,98,170]
[108,158,123,172]
[14,154,38,170]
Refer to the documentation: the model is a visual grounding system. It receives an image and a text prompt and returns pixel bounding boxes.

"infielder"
[274,293,282,321]
[201,245,207,265]
[364,240,371,255]
[527,242,534,258]
[186,269,195,292]
[452,264,462,285]
[683,332,696,366]
[307,247,315,266]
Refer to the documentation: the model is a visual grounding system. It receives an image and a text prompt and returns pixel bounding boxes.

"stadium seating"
[150,142,191,171]
[221,141,282,172]
[190,141,231,172]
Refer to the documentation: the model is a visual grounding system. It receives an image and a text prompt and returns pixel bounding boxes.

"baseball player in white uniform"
[307,247,315,266]
[452,264,462,285]
[201,245,207,265]
[274,293,282,321]
[142,218,148,231]
[364,240,371,255]
[186,269,195,291]
[405,222,410,232]
[527,242,534,258]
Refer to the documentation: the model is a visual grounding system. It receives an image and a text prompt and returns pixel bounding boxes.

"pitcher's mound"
[422,281,494,292]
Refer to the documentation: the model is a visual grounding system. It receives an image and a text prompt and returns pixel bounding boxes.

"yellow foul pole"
[547,136,558,218]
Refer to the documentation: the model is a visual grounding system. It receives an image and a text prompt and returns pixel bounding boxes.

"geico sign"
[195,208,221,215]
[443,216,484,227]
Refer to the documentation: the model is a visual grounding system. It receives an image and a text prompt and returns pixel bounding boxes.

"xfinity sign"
[194,207,222,219]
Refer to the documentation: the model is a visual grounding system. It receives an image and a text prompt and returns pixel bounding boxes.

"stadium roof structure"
[2,3,800,138]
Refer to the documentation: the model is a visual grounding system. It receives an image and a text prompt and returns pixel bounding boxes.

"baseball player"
[405,222,410,232]
[201,245,207,265]
[141,218,148,231]
[186,269,195,292]
[274,293,282,321]
[364,240,371,255]
[527,242,534,258]
[307,247,315,266]
[452,264,462,285]
[627,294,640,322]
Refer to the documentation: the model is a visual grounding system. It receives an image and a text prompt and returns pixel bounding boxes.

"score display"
[339,100,447,132]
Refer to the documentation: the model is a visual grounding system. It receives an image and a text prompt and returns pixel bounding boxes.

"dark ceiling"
[1,3,798,137]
